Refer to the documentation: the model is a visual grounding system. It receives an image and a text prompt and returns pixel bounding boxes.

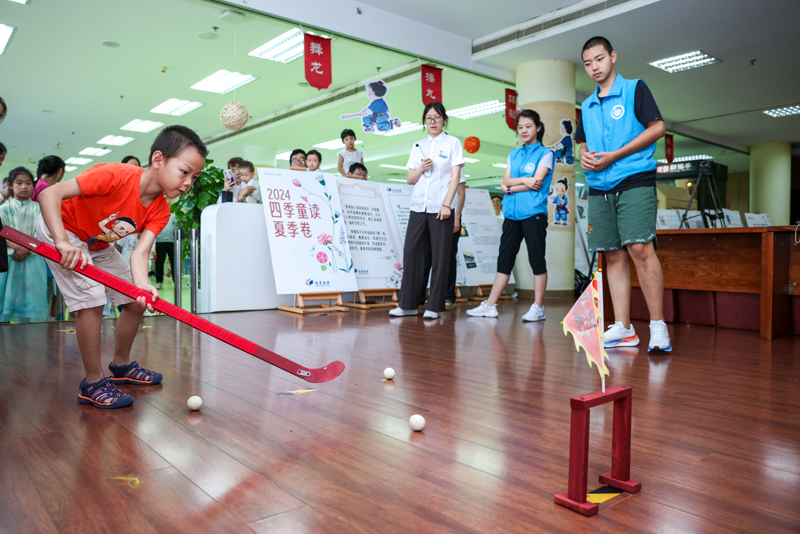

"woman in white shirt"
[390,103,464,320]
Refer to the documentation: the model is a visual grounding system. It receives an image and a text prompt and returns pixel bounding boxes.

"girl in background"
[338,129,364,178]
[0,167,48,322]
[31,155,65,202]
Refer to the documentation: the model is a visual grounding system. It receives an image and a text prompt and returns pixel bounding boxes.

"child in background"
[338,129,364,178]
[37,125,207,408]
[348,163,368,180]
[237,161,261,203]
[289,149,307,171]
[1,176,10,206]
[31,155,66,202]
[0,167,48,323]
[306,150,322,172]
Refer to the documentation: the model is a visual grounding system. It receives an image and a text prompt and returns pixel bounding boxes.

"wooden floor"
[1,298,798,533]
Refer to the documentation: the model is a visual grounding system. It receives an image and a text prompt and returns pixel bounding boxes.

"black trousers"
[154,242,174,284]
[399,211,452,313]
[418,226,460,305]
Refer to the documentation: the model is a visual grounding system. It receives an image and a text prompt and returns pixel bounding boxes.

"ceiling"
[1,0,793,189]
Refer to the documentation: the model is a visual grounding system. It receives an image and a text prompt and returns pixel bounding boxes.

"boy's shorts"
[587,186,658,253]
[35,215,135,313]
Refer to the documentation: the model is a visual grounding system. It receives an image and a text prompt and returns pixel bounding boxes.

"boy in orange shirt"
[38,126,207,408]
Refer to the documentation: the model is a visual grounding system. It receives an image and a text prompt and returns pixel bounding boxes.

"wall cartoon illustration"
[550,177,570,226]
[88,212,137,248]
[340,80,402,133]
[549,119,574,165]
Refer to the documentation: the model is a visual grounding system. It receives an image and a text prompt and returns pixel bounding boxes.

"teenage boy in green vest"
[575,36,671,352]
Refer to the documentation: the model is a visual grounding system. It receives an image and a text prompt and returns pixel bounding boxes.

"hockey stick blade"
[0,227,345,383]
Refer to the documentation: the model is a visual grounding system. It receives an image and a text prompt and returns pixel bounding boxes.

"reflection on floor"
[0,298,798,533]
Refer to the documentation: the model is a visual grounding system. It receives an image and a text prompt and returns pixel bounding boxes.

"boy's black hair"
[340,129,356,141]
[239,160,255,172]
[0,95,6,124]
[148,125,208,165]
[367,81,388,98]
[422,102,448,128]
[581,36,613,57]
[121,155,140,165]
[561,119,573,135]
[8,166,34,197]
[290,148,307,160]
[306,149,322,162]
[0,141,6,155]
[515,109,546,143]
[114,216,137,230]
[349,162,367,174]
[37,155,65,179]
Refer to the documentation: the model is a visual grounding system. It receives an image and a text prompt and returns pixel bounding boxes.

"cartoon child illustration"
[88,212,137,248]
[550,119,574,165]
[550,177,570,226]
[340,80,402,133]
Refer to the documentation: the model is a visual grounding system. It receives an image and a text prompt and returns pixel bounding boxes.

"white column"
[514,60,576,293]
[749,141,791,225]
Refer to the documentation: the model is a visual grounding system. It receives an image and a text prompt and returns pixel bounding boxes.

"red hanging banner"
[664,133,674,164]
[421,65,442,106]
[505,88,518,130]
[304,34,332,90]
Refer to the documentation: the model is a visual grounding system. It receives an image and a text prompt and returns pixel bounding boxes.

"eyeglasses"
[425,116,442,123]
[291,157,306,164]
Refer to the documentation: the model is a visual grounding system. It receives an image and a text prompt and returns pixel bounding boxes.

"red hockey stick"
[0,226,345,383]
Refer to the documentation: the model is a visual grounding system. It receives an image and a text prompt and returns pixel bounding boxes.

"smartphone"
[223,169,235,184]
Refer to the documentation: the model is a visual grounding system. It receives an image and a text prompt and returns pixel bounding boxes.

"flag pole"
[602,376,605,393]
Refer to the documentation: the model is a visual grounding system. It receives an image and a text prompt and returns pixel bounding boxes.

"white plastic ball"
[409,414,426,431]
[187,395,203,411]
[383,367,396,380]
[220,101,249,131]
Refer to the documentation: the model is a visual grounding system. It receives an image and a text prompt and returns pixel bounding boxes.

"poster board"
[337,178,403,289]
[457,189,512,286]
[745,213,771,227]
[258,168,358,295]
[656,209,683,230]
[722,209,744,228]
[381,183,414,263]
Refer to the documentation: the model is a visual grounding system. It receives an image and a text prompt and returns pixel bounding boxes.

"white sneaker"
[389,307,417,317]
[522,303,545,322]
[466,300,498,318]
[423,310,440,319]
[648,320,672,352]
[603,321,639,348]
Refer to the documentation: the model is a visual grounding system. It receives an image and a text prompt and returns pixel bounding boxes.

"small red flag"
[505,89,518,130]
[665,133,674,164]
[421,65,442,106]
[304,34,332,90]
[563,274,610,380]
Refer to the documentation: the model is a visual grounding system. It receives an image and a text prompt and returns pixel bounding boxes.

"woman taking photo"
[467,109,553,321]
[390,102,464,320]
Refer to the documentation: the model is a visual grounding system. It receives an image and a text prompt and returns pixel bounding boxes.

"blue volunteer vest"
[502,142,554,221]
[581,74,657,191]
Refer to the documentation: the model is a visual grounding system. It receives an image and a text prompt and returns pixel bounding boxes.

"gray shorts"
[36,215,135,313]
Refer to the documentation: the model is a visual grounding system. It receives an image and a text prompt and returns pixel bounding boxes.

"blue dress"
[0,199,48,322]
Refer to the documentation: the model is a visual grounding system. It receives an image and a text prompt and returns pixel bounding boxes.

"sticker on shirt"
[88,212,137,248]
[611,105,625,120]
[339,80,403,134]
[438,150,448,159]
[547,118,575,166]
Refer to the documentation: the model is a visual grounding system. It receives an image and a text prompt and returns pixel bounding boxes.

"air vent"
[473,0,637,55]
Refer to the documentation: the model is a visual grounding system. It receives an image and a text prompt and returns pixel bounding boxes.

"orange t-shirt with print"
[61,163,171,251]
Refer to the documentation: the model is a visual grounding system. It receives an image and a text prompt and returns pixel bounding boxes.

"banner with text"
[258,168,358,294]
[338,178,404,290]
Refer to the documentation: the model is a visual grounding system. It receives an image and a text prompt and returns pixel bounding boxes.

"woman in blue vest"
[467,109,553,321]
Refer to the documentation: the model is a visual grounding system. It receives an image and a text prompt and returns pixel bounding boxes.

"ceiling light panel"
[656,154,713,163]
[97,135,134,146]
[249,28,305,63]
[492,163,508,169]
[64,166,78,172]
[373,122,424,137]
[313,139,364,150]
[649,51,720,73]
[449,100,505,120]
[191,70,257,94]
[378,164,408,170]
[121,119,164,133]
[0,24,14,55]
[276,151,292,160]
[79,147,112,157]
[150,98,203,116]
[463,157,479,163]
[763,105,800,118]
[66,157,93,165]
